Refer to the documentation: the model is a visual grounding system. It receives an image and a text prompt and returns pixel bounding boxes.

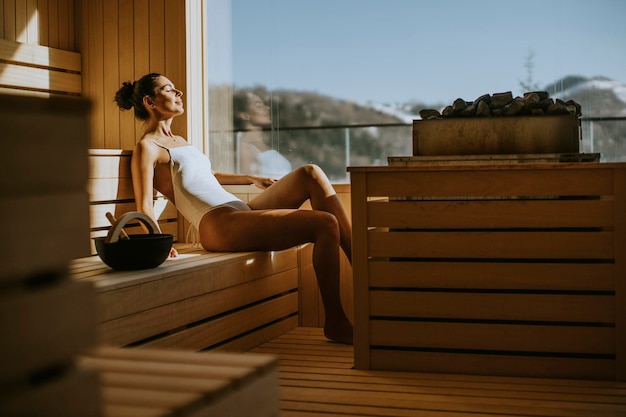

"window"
[205,0,626,180]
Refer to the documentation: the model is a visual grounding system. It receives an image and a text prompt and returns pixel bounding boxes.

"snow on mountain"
[362,76,626,121]
[553,78,626,105]
[368,103,420,123]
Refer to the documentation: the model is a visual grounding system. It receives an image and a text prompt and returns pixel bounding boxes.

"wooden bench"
[78,346,279,417]
[70,149,309,351]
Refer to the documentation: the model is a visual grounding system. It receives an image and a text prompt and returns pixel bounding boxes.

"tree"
[519,49,540,93]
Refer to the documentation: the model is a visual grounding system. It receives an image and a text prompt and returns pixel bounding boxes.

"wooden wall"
[0,0,76,50]
[76,0,187,149]
[0,0,187,149]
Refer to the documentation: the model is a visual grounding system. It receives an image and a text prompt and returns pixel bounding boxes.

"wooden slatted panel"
[0,38,80,70]
[349,163,626,380]
[369,291,614,323]
[368,199,615,229]
[0,368,101,417]
[70,245,300,349]
[140,293,299,351]
[369,261,615,291]
[369,230,614,259]
[92,247,297,320]
[99,272,298,347]
[369,321,614,354]
[368,350,616,381]
[253,327,626,416]
[0,60,79,93]
[0,39,80,96]
[88,150,179,253]
[365,165,615,198]
[80,347,279,417]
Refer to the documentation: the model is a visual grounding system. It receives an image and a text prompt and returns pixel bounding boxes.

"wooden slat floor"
[251,327,626,417]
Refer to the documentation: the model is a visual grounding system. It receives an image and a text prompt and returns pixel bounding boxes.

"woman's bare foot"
[324,318,354,345]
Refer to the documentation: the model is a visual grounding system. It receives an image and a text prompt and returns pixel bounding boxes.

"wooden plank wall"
[0,0,187,149]
[76,0,187,149]
[0,1,80,97]
[0,0,76,49]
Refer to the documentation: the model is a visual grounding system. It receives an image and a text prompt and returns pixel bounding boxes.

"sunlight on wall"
[0,43,47,90]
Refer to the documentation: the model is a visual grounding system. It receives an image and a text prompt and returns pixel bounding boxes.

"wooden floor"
[251,327,626,417]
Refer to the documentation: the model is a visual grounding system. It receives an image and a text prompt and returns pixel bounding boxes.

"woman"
[115,73,353,344]
[233,91,292,178]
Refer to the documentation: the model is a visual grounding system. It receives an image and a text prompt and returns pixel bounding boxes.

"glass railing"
[579,117,626,162]
[230,117,626,182]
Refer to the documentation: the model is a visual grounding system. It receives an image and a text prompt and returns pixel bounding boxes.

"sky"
[229,0,626,106]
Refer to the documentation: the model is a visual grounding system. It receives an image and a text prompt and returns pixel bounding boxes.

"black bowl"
[94,234,174,270]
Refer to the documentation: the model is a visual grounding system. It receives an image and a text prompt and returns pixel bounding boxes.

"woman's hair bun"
[114,73,161,121]
[114,81,136,110]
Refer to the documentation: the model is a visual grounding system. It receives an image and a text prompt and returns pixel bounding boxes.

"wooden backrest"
[0,38,81,97]
[88,150,179,254]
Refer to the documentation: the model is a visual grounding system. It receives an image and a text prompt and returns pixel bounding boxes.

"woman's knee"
[293,163,318,178]
[297,164,334,195]
[314,211,340,241]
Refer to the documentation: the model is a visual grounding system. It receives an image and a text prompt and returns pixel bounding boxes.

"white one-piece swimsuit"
[162,144,249,237]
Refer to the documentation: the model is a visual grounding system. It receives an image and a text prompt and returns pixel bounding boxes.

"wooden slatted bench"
[78,346,279,417]
[70,149,308,352]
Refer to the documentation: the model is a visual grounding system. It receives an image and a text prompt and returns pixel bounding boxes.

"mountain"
[544,75,626,161]
[235,76,626,173]
[545,75,626,117]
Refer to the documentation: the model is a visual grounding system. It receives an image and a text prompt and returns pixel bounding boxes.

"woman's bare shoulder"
[133,137,169,164]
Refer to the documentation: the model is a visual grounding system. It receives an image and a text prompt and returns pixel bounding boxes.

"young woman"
[233,91,292,178]
[115,73,353,344]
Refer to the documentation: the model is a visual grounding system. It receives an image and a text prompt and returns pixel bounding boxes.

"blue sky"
[231,0,626,105]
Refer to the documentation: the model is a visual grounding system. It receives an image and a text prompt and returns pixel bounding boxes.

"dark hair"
[114,73,162,121]
[232,91,252,130]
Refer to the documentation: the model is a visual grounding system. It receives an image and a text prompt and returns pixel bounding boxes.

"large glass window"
[206,0,626,180]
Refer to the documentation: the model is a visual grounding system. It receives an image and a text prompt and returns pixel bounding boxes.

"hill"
[546,75,626,117]
[235,76,626,173]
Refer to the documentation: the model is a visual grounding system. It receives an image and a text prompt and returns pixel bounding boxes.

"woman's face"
[244,94,271,128]
[149,76,184,118]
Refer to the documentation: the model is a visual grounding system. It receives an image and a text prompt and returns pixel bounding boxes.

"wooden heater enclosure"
[349,162,626,380]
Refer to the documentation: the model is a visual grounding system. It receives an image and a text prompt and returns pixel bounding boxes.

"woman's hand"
[250,176,277,189]
[169,246,179,258]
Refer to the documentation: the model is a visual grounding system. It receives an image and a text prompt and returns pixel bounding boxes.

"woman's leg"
[248,164,352,262]
[198,206,353,344]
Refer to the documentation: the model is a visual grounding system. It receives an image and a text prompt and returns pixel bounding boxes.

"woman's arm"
[214,172,276,189]
[131,140,162,231]
[131,141,178,258]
